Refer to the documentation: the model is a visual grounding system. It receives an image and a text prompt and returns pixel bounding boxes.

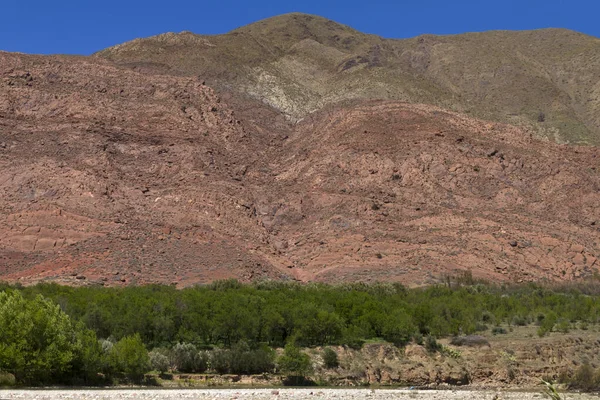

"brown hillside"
[0,51,293,285]
[1,48,599,286]
[96,13,600,145]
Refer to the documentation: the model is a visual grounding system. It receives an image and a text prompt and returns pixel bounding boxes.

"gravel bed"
[0,389,596,400]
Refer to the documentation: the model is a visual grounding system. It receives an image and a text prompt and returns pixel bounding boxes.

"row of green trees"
[0,290,152,385]
[12,280,599,348]
[0,289,316,386]
[1,280,599,385]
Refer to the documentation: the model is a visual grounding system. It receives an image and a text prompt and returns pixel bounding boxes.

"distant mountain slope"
[1,15,600,287]
[96,13,600,145]
[1,49,599,286]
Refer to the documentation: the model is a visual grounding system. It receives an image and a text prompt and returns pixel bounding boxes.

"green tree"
[382,309,415,347]
[537,312,558,337]
[297,309,343,346]
[229,342,275,375]
[277,343,312,378]
[108,334,150,381]
[0,291,79,384]
[70,327,105,384]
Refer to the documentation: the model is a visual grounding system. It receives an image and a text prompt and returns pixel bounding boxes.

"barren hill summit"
[96,13,600,145]
[1,15,600,287]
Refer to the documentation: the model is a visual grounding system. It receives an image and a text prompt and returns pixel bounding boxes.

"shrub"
[556,319,570,334]
[413,332,424,345]
[209,343,274,375]
[449,335,490,347]
[229,342,275,375]
[538,112,546,123]
[172,343,207,373]
[537,312,557,337]
[382,310,416,347]
[108,334,150,382]
[70,328,106,385]
[425,335,442,353]
[99,338,114,354]
[149,350,170,374]
[441,346,462,359]
[492,326,508,335]
[277,343,312,378]
[0,372,16,387]
[209,349,231,374]
[474,322,488,332]
[341,326,365,350]
[569,363,599,391]
[481,311,495,324]
[322,348,339,369]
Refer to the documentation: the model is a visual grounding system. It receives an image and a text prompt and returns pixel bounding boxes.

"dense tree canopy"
[1,280,600,385]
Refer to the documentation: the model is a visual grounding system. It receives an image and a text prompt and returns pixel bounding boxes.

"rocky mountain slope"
[0,15,599,286]
[97,13,600,145]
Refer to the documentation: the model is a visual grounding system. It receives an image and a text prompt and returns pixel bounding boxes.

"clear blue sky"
[1,0,597,55]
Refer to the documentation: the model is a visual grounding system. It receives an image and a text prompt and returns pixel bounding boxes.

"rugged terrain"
[0,14,599,286]
[97,13,600,145]
[148,326,600,390]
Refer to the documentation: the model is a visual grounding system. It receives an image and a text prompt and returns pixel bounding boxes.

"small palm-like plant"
[542,380,564,400]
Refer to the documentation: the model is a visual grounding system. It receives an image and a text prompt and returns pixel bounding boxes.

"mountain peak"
[229,12,367,50]
[232,12,356,33]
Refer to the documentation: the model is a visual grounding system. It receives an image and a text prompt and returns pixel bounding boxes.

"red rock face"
[0,52,599,287]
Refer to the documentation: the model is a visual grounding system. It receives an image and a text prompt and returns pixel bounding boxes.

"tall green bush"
[172,343,207,373]
[108,334,150,381]
[0,291,79,384]
[277,343,312,377]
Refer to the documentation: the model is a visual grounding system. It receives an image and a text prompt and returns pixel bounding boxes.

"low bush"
[474,322,488,332]
[229,343,275,375]
[511,315,528,326]
[149,350,170,374]
[172,343,207,373]
[425,335,442,353]
[492,326,507,335]
[537,312,558,337]
[0,371,16,387]
[209,342,274,375]
[568,363,600,391]
[449,335,490,347]
[322,348,339,369]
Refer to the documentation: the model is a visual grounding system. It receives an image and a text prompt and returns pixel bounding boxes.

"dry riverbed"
[0,389,597,400]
